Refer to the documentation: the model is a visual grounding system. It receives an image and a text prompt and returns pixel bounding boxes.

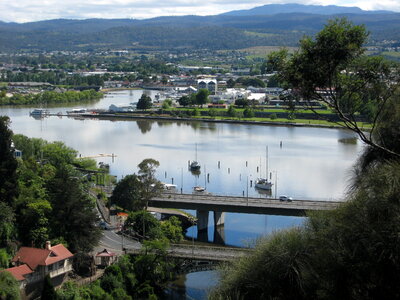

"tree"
[243,108,255,118]
[227,78,236,88]
[0,116,18,207]
[0,271,20,300]
[46,166,101,252]
[195,89,209,106]
[137,94,152,110]
[0,248,11,269]
[111,159,163,212]
[212,18,400,300]
[137,159,163,211]
[178,95,191,107]
[0,202,15,247]
[268,18,400,159]
[160,216,183,243]
[110,174,144,211]
[125,211,162,240]
[227,105,237,118]
[235,98,249,108]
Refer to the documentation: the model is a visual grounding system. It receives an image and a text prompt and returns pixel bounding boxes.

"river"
[0,89,363,298]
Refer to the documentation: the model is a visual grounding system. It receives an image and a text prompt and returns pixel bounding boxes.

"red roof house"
[5,242,74,287]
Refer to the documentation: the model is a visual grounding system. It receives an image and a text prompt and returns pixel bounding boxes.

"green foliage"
[0,90,102,106]
[178,95,192,107]
[0,116,19,207]
[0,203,15,246]
[235,98,249,108]
[160,216,183,243]
[243,108,255,118]
[226,78,236,88]
[137,93,152,110]
[236,77,265,87]
[213,18,400,299]
[125,211,163,240]
[208,108,218,118]
[195,89,210,105]
[211,228,311,299]
[46,165,101,252]
[110,158,162,212]
[269,113,277,120]
[268,18,400,158]
[0,248,11,269]
[192,108,200,117]
[0,271,20,300]
[227,105,237,118]
[110,174,143,211]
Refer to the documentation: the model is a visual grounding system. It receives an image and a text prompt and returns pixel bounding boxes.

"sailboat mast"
[266,146,268,180]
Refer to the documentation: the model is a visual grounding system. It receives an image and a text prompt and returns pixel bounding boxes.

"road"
[97,229,141,254]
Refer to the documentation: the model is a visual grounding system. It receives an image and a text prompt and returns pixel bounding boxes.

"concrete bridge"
[126,243,252,262]
[149,193,341,216]
[148,192,342,245]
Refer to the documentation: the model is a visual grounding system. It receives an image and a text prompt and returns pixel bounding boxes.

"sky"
[1,0,399,23]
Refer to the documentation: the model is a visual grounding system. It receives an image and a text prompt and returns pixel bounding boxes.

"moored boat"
[30,108,50,117]
[255,146,273,190]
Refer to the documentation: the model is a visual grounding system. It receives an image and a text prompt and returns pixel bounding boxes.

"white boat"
[66,108,87,115]
[255,146,273,190]
[162,183,178,191]
[30,108,50,116]
[193,186,205,192]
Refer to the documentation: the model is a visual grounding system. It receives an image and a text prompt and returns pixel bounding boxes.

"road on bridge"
[149,193,342,216]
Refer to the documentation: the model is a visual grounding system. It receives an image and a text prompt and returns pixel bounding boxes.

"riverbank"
[79,111,366,130]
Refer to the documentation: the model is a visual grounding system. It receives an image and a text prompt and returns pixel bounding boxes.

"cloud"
[0,0,399,23]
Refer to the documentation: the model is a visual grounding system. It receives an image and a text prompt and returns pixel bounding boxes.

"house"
[95,249,117,268]
[197,79,217,94]
[2,242,73,293]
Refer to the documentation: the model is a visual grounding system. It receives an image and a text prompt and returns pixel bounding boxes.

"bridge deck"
[126,244,252,261]
[149,193,342,216]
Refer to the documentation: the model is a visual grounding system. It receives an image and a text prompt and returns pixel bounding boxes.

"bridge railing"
[155,192,341,210]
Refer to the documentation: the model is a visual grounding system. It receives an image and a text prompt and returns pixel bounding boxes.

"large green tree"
[110,174,144,211]
[46,166,101,252]
[111,159,163,212]
[195,89,209,106]
[212,19,400,300]
[268,18,400,159]
[136,94,152,110]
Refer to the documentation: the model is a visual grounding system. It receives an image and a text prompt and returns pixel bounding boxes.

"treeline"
[2,71,104,86]
[0,89,103,105]
[0,129,102,255]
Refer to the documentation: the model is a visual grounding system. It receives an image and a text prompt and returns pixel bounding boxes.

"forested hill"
[1,6,400,52]
[220,3,394,16]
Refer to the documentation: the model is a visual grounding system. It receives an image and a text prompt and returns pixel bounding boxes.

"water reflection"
[164,270,219,300]
[136,120,153,134]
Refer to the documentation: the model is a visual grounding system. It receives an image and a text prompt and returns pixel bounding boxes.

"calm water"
[1,90,363,298]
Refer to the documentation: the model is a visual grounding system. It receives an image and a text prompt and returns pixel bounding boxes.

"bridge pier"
[196,210,209,231]
[213,211,225,226]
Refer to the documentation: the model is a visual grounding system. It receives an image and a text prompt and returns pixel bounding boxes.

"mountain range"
[0,4,399,52]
